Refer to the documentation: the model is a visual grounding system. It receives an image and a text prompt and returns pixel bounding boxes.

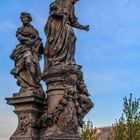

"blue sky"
[1,0,140,139]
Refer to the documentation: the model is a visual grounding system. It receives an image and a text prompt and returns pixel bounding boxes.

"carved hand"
[82,25,90,31]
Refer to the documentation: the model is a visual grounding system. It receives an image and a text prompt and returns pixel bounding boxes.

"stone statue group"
[9,0,93,139]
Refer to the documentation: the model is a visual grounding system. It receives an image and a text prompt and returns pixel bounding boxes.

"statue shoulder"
[16,27,23,35]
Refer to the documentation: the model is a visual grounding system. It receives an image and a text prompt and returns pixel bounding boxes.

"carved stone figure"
[41,65,93,139]
[44,0,89,68]
[10,12,44,96]
[41,0,94,139]
[6,1,94,139]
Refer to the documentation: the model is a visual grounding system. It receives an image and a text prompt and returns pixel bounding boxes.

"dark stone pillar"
[40,65,84,140]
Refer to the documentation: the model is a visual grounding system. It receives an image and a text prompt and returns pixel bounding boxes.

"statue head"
[71,0,79,4]
[20,12,32,25]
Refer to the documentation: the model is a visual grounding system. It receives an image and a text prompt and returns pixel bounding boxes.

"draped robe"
[44,0,78,69]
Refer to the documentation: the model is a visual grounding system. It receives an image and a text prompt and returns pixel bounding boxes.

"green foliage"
[110,94,140,140]
[79,120,98,140]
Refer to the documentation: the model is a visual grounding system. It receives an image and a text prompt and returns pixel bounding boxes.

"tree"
[79,120,98,140]
[110,94,140,140]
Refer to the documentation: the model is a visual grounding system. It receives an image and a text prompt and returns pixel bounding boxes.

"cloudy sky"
[1,0,140,139]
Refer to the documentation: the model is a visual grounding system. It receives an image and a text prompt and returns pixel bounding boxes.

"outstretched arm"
[70,4,90,31]
[72,21,90,31]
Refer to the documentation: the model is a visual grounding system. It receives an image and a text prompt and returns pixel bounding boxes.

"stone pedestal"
[6,65,93,140]
[40,65,85,140]
[6,93,45,140]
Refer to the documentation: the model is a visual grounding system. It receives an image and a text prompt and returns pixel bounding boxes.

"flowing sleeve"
[70,4,87,30]
[69,4,78,25]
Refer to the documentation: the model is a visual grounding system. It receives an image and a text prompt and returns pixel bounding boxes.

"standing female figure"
[44,0,89,69]
[11,12,44,95]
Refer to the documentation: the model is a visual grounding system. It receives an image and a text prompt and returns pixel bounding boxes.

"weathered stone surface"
[6,0,93,139]
[6,13,46,139]
[41,1,93,139]
[6,94,45,140]
[10,12,44,97]
[40,64,93,139]
[44,0,89,69]
[40,135,83,140]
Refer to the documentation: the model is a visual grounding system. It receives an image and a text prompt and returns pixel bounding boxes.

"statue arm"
[32,30,44,55]
[16,34,30,42]
[71,4,89,31]
[71,21,90,31]
[16,29,34,45]
[35,38,44,55]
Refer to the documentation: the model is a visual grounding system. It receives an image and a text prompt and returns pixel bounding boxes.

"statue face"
[21,16,29,25]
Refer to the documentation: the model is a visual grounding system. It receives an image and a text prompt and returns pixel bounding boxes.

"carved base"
[6,64,93,140]
[6,93,45,140]
[10,137,38,140]
[41,65,89,139]
[40,136,83,140]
